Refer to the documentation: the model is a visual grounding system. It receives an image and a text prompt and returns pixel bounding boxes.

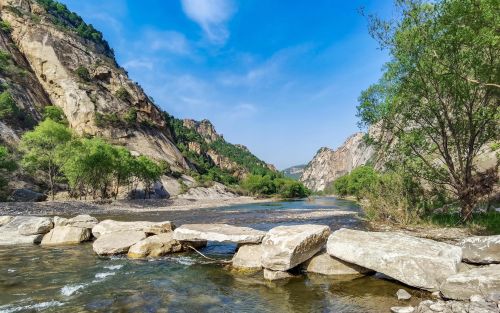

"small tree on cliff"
[357,0,499,221]
[20,119,72,200]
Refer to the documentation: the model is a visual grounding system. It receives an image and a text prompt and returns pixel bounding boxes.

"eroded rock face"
[440,264,500,300]
[92,220,174,238]
[41,226,91,245]
[93,231,146,256]
[17,217,53,235]
[300,132,375,191]
[458,235,500,264]
[232,244,263,270]
[326,228,462,291]
[303,251,371,276]
[261,224,330,271]
[127,233,183,258]
[173,224,266,244]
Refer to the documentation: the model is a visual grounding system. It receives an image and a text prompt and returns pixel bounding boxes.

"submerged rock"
[128,233,183,258]
[92,220,174,238]
[303,251,371,276]
[261,224,330,271]
[415,299,499,313]
[397,289,412,300]
[41,226,91,245]
[327,228,462,291]
[93,231,147,256]
[439,264,500,300]
[173,224,265,244]
[263,269,294,281]
[232,244,263,270]
[458,235,500,264]
[17,217,53,235]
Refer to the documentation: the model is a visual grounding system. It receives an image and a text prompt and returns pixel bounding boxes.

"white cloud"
[145,30,192,55]
[227,103,258,119]
[123,59,154,70]
[181,0,235,44]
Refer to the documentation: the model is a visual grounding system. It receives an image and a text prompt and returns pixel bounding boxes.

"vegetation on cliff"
[356,0,499,222]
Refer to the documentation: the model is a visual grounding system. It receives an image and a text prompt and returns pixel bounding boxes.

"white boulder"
[327,228,462,291]
[93,231,146,255]
[128,233,183,258]
[263,269,294,281]
[17,217,53,235]
[232,244,263,270]
[261,224,330,271]
[41,226,91,245]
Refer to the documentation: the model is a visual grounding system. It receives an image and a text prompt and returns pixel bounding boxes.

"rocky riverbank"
[0,214,498,313]
[0,196,272,216]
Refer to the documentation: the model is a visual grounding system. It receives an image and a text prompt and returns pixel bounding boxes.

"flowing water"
[0,197,427,312]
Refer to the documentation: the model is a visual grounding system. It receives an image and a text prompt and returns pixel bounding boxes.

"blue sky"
[60,0,391,169]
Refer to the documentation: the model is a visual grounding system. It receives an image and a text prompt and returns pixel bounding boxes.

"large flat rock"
[55,215,99,229]
[92,220,174,238]
[261,224,330,271]
[303,251,372,276]
[458,235,500,264]
[173,224,266,244]
[327,228,462,291]
[0,216,47,245]
[41,226,92,245]
[18,217,53,235]
[439,264,500,300]
[93,231,147,256]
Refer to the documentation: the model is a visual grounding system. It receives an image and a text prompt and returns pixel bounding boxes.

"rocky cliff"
[0,0,188,169]
[300,132,375,192]
[282,165,306,180]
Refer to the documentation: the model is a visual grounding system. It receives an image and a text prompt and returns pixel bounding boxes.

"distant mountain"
[282,165,307,180]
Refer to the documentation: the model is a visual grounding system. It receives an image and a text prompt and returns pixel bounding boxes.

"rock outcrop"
[0,216,46,244]
[173,224,266,244]
[300,132,374,191]
[326,228,462,291]
[261,224,330,271]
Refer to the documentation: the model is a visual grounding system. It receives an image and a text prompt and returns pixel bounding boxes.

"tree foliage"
[20,119,72,199]
[358,0,499,220]
[0,146,17,200]
[241,174,311,198]
[43,105,67,124]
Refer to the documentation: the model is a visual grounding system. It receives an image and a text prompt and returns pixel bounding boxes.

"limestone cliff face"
[300,132,375,192]
[0,0,188,169]
[0,24,51,145]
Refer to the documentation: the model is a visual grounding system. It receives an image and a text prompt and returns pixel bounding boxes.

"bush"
[0,145,17,200]
[0,50,11,74]
[115,87,130,101]
[332,166,378,199]
[275,178,311,199]
[124,108,137,124]
[0,91,19,120]
[94,112,121,127]
[43,105,67,124]
[75,65,90,81]
[0,20,12,33]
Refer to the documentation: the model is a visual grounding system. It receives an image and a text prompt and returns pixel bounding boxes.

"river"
[0,197,427,312]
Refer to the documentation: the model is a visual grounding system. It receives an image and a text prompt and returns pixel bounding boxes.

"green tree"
[241,174,276,196]
[275,178,311,199]
[0,146,17,200]
[358,0,499,221]
[133,156,163,198]
[20,119,72,199]
[0,91,19,120]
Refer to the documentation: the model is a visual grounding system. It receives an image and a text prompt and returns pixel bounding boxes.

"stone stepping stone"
[173,224,266,244]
